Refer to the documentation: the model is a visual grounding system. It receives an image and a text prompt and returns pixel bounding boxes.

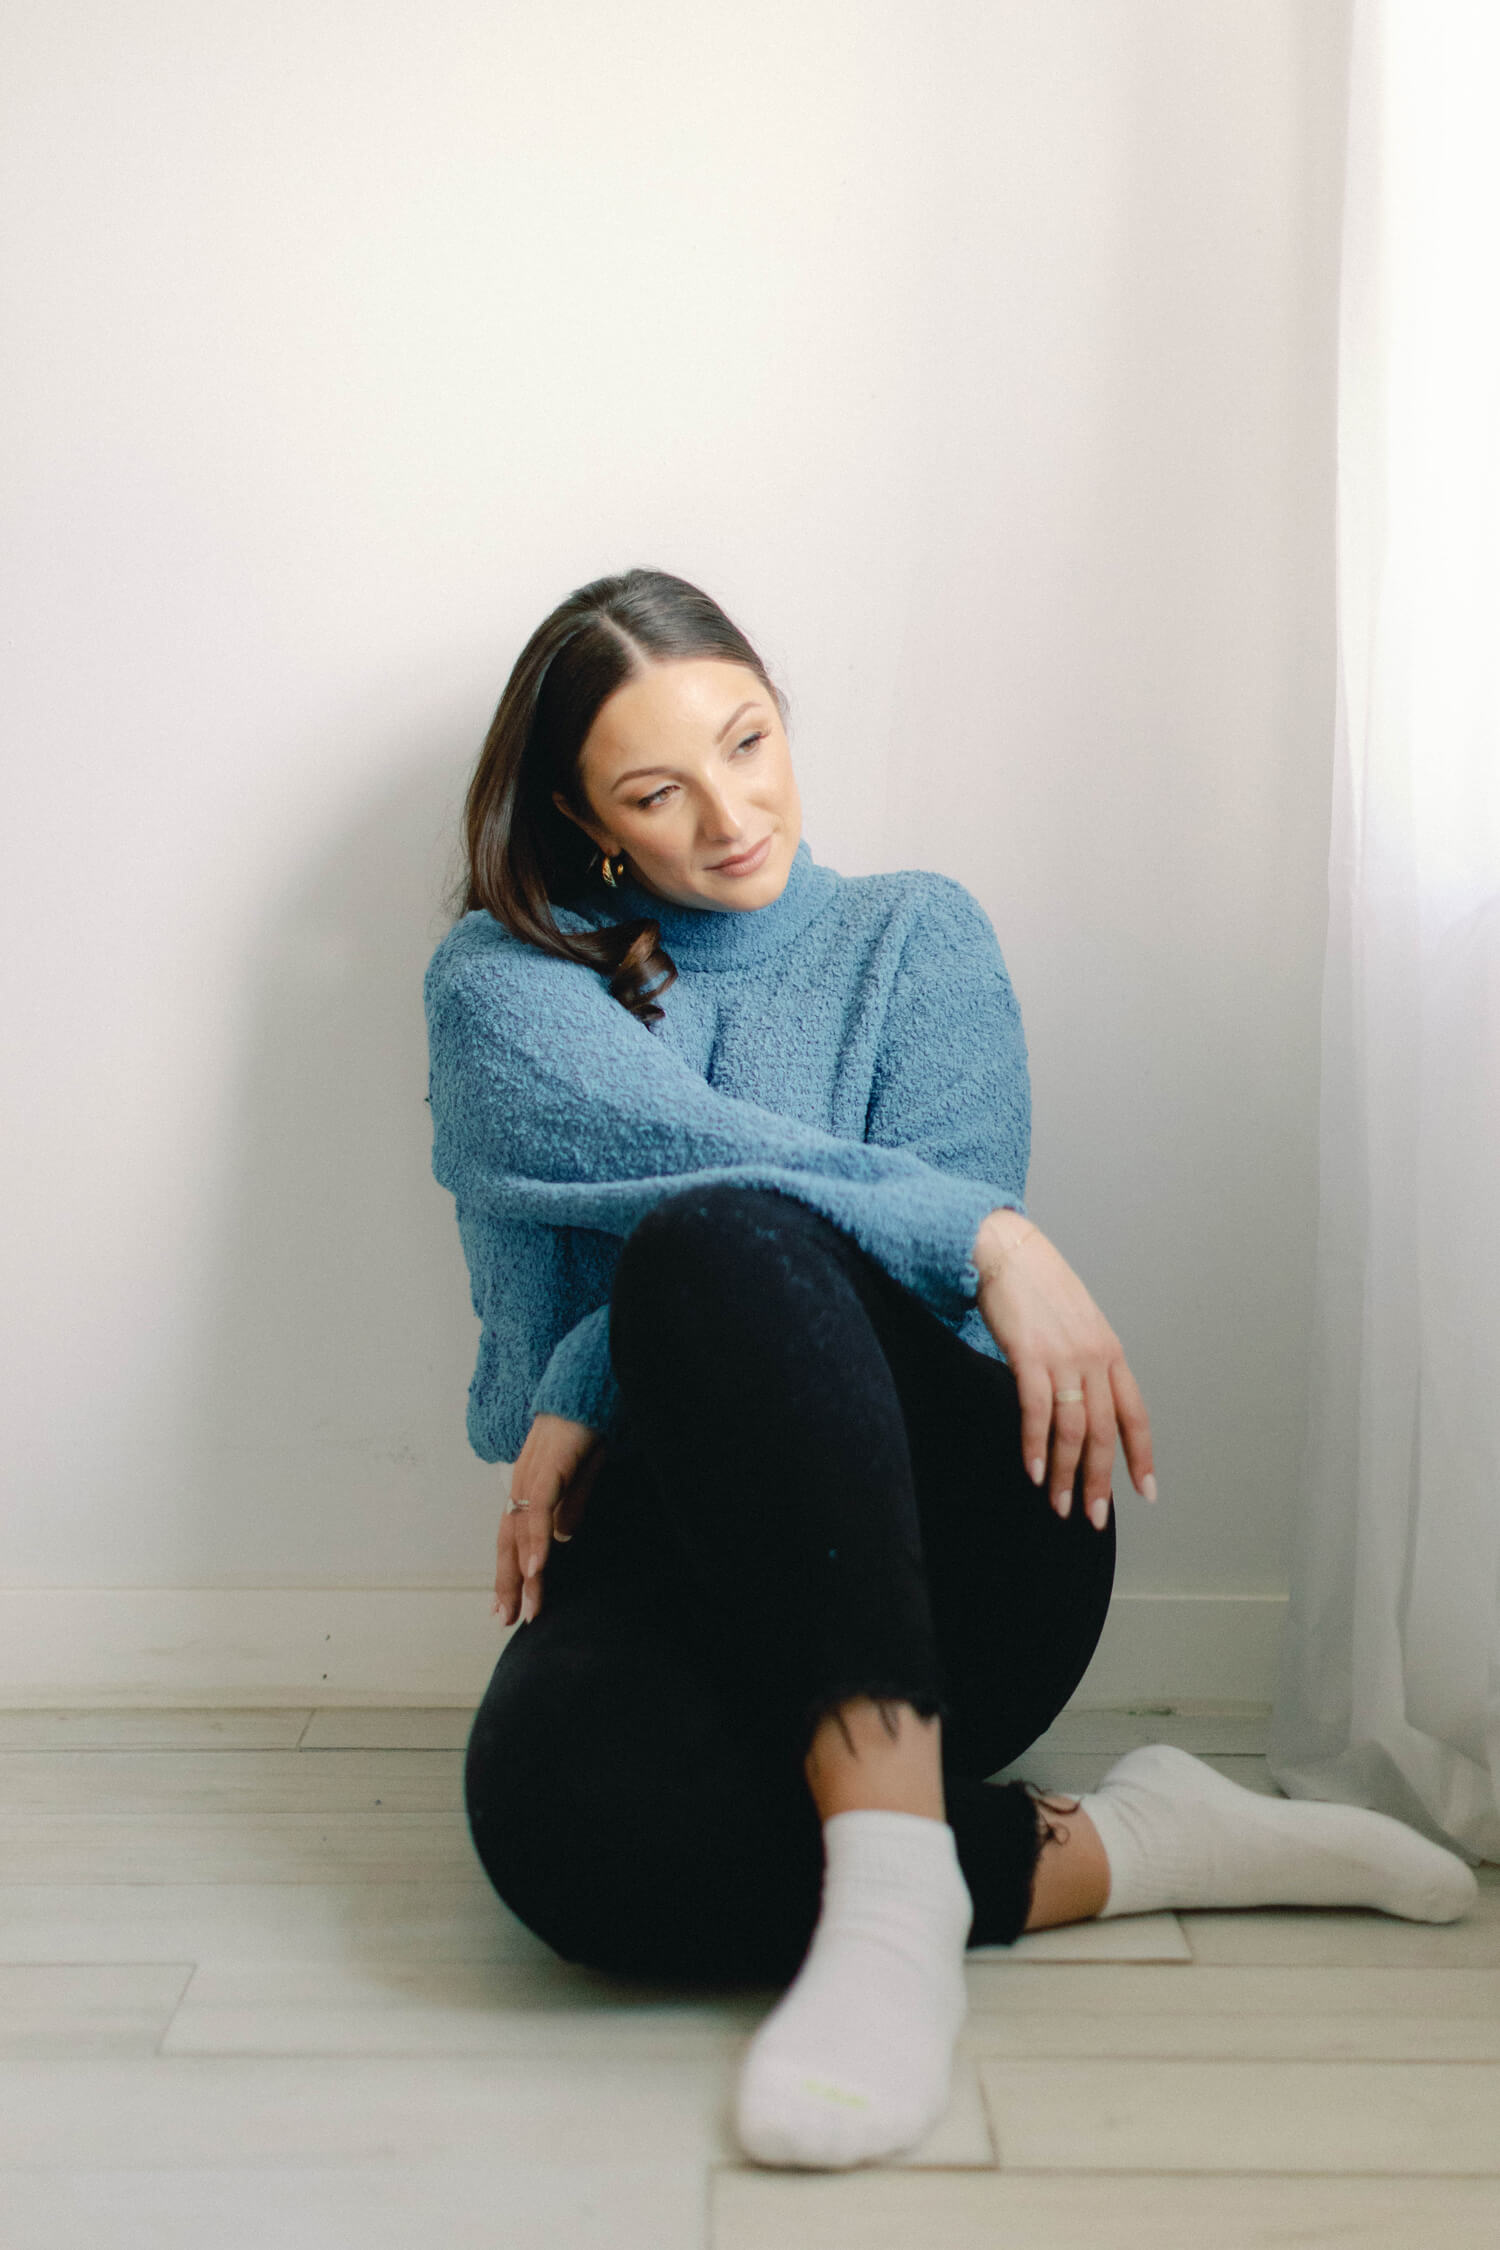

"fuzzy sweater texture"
[423,837,1031,1464]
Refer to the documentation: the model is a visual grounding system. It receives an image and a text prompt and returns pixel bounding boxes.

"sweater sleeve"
[528,1301,623,1439]
[425,928,1017,1336]
[864,874,1031,1209]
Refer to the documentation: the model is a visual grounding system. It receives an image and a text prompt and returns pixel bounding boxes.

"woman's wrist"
[973,1206,1040,1280]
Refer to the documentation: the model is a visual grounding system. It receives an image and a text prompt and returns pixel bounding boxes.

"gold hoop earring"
[599,851,621,890]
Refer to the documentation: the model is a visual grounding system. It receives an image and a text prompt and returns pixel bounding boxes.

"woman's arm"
[517,876,1029,1438]
[859,877,1155,1521]
[425,924,1023,1332]
[863,873,1030,1209]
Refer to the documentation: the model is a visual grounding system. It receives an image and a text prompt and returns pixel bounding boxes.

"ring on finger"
[505,1497,532,1515]
[1054,1386,1085,1403]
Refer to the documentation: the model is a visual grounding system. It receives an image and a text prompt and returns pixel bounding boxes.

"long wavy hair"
[452,568,787,1027]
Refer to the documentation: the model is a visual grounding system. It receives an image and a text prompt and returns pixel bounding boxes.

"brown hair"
[451,568,787,1028]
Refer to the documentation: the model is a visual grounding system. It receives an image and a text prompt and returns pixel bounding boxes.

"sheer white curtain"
[1268,0,1500,1862]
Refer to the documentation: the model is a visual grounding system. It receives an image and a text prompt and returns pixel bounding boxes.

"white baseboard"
[0,1587,1287,1710]
[1069,1589,1285,1708]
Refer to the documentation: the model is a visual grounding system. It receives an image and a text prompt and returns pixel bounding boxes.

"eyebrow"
[610,700,764,791]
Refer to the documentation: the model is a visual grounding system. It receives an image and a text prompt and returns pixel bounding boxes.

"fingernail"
[1030,1457,1046,1486]
[553,1530,572,1543]
[1143,1473,1158,1503]
[520,1590,536,1623]
[1056,1490,1072,1518]
[1089,1495,1110,1529]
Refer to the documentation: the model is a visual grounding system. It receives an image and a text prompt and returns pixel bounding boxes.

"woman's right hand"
[494,1412,607,1626]
[972,1210,1156,1528]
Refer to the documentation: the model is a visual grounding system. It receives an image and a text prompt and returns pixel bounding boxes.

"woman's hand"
[973,1211,1157,1528]
[494,1412,607,1626]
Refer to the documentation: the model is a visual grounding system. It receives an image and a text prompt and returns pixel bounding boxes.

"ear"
[552,789,608,852]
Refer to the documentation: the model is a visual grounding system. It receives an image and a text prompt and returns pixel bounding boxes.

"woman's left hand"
[494,1412,607,1626]
[972,1215,1156,1527]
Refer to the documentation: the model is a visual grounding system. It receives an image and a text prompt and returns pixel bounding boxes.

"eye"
[634,733,766,811]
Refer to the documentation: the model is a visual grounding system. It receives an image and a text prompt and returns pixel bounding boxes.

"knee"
[609,1185,858,1410]
[614,1182,829,1314]
[622,1179,789,1261]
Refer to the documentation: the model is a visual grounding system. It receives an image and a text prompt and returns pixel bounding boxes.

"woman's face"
[555,657,803,912]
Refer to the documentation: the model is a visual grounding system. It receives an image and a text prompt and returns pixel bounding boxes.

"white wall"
[0,0,1352,1696]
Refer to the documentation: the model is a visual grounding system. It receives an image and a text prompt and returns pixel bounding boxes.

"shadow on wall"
[181,731,504,1588]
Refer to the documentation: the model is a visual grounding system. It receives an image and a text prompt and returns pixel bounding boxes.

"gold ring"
[1054,1387,1086,1403]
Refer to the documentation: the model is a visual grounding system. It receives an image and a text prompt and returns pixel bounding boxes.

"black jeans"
[465,1182,1115,1986]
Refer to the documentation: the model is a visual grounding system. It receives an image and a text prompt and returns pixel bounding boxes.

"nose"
[698,787,748,842]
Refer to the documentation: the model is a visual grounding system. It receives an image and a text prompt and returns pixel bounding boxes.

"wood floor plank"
[0,1749,462,1814]
[157,1961,994,2167]
[1182,1882,1500,1968]
[0,2162,709,2250]
[0,1881,539,1964]
[300,1709,474,1750]
[711,2168,1500,2250]
[962,2011,1500,2061]
[0,1711,312,1751]
[978,2056,1500,2173]
[162,1957,774,2057]
[971,1912,1188,1962]
[0,1813,480,1884]
[0,2055,739,2167]
[964,1960,1500,2015]
[155,1959,984,2167]
[0,1966,192,2058]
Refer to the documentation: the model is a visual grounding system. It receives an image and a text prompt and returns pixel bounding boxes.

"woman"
[425,568,1478,2172]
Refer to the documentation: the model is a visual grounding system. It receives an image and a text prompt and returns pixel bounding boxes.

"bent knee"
[614,1181,836,1305]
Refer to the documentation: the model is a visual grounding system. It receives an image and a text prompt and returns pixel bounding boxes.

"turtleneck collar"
[568,835,840,972]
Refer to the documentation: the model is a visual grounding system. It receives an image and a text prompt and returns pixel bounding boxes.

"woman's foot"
[1078,1742,1479,1922]
[734,1808,972,2169]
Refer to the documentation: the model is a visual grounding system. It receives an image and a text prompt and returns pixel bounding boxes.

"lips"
[711,835,772,874]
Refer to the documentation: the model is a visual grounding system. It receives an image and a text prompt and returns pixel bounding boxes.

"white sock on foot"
[1079,1743,1478,1923]
[734,1809,973,2170]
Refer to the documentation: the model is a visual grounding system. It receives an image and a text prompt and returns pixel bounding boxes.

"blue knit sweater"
[424,837,1031,1464]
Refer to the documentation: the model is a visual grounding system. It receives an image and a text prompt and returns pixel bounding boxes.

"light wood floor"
[1,1701,1497,2248]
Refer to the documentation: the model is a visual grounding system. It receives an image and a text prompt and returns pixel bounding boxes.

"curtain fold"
[1267,0,1500,1860]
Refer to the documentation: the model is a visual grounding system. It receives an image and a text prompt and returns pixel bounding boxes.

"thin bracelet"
[975,1218,1040,1280]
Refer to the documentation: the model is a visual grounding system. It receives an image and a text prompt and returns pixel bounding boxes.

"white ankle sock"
[734,1809,973,2170]
[1079,1743,1478,1922]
